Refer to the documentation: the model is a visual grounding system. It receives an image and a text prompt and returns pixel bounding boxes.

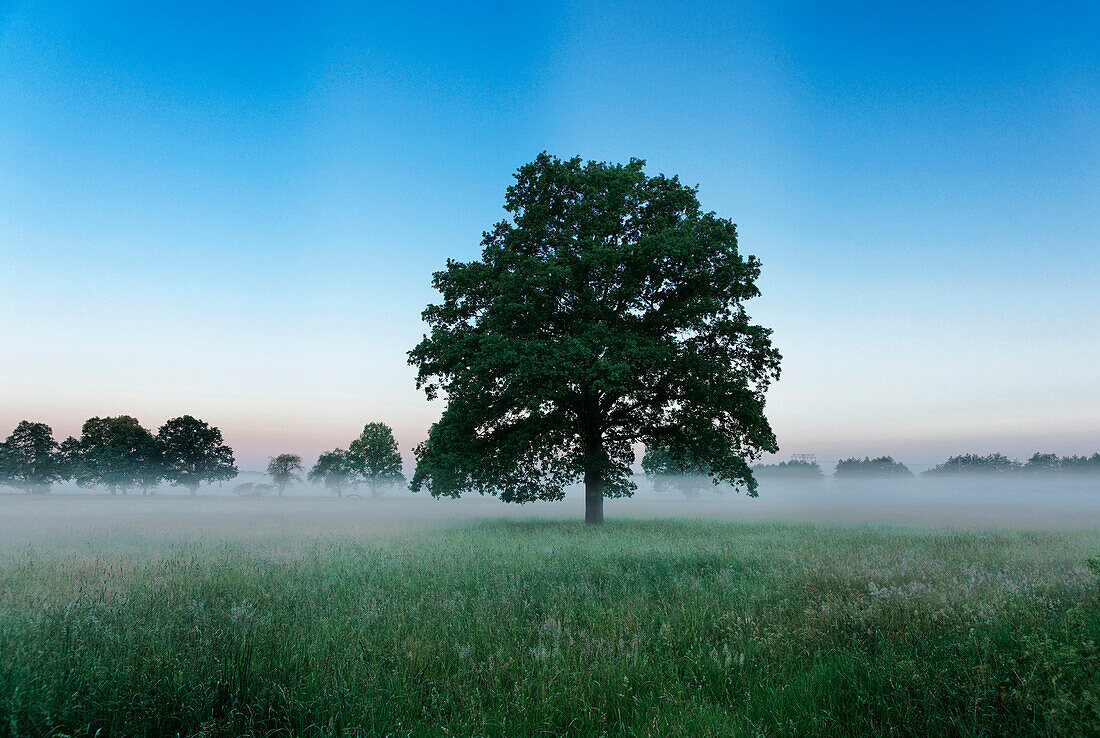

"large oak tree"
[69,416,161,495]
[157,415,237,495]
[409,154,781,524]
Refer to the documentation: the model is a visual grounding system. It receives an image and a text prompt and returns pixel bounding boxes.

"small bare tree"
[266,454,303,497]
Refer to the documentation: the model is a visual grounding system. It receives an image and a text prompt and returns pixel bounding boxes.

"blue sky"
[2,1,1097,470]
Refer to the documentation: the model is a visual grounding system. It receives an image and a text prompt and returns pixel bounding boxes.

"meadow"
[0,491,1097,737]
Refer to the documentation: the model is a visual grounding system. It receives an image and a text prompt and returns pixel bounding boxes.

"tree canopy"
[69,416,162,495]
[347,423,404,497]
[157,415,236,495]
[0,421,66,494]
[409,154,781,523]
[641,444,715,499]
[308,449,356,497]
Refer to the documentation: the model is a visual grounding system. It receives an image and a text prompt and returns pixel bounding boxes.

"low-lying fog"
[1,474,1097,552]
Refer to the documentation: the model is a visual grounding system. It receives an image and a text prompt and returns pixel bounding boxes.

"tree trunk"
[584,470,604,525]
[582,394,606,525]
[189,484,198,496]
[583,437,605,526]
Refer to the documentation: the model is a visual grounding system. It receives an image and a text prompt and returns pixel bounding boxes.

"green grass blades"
[1,520,1098,736]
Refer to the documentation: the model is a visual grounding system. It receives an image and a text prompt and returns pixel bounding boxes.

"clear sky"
[2,1,1097,471]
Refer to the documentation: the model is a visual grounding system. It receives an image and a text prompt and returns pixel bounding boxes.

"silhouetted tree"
[834,456,912,478]
[0,421,66,494]
[347,424,403,497]
[308,449,356,497]
[157,415,236,495]
[642,445,714,499]
[266,454,303,497]
[69,416,161,495]
[409,154,781,524]
[922,453,1020,475]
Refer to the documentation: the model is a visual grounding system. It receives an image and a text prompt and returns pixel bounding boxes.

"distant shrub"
[234,482,272,497]
[834,456,912,478]
[751,460,824,480]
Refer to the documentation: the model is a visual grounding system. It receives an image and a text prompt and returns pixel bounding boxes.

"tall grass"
[1,521,1097,736]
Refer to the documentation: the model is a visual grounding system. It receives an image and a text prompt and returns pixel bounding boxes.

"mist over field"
[3,474,1097,556]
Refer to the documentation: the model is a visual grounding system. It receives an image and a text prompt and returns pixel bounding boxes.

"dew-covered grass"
[1,520,1098,736]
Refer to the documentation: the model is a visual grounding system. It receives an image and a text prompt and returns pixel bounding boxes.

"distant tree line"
[5,414,1098,499]
[0,416,235,495]
[0,418,408,498]
[753,460,825,479]
[643,448,1100,496]
[834,456,913,478]
[923,452,1100,476]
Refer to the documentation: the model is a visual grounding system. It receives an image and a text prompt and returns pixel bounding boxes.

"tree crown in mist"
[68,416,162,494]
[0,421,65,493]
[409,154,780,503]
[347,423,404,492]
[308,448,356,495]
[266,453,303,495]
[642,444,716,498]
[157,415,236,493]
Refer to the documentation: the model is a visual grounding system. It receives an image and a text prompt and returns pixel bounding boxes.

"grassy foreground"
[1,520,1097,737]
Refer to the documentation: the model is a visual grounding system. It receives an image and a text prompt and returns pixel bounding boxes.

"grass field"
[1,514,1098,737]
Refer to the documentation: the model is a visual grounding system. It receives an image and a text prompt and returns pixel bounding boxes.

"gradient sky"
[2,1,1097,471]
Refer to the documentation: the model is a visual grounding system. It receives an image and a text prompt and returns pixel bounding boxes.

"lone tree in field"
[266,453,303,497]
[347,423,404,497]
[308,448,356,497]
[157,415,237,495]
[69,416,162,495]
[0,421,67,494]
[409,154,781,524]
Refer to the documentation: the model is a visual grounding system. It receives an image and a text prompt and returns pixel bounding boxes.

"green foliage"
[347,423,404,496]
[834,456,913,478]
[751,460,825,480]
[0,522,1097,736]
[266,454,303,497]
[157,415,237,495]
[308,448,356,497]
[641,444,715,498]
[0,421,66,493]
[409,154,780,520]
[68,416,163,495]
